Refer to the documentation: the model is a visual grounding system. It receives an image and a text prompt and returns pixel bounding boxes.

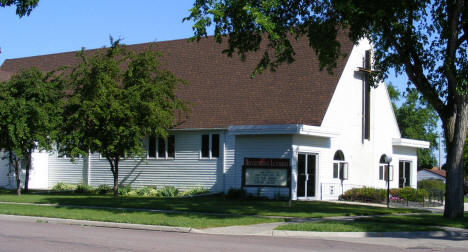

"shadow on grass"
[0,189,426,218]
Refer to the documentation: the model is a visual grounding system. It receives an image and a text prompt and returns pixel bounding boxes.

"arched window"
[379,154,393,181]
[333,150,348,180]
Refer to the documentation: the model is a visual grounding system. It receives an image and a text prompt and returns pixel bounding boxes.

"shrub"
[51,182,76,192]
[225,188,245,199]
[75,183,94,194]
[418,179,445,193]
[339,187,387,203]
[157,186,179,197]
[399,187,428,203]
[96,184,112,195]
[180,187,210,197]
[118,185,132,195]
[136,186,158,197]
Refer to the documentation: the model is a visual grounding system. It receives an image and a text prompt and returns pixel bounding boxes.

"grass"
[0,190,426,218]
[276,220,441,232]
[464,196,468,203]
[276,213,468,232]
[0,203,277,229]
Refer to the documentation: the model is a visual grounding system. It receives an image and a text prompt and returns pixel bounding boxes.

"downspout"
[87,149,91,185]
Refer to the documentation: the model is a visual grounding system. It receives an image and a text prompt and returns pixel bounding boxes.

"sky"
[0,0,445,164]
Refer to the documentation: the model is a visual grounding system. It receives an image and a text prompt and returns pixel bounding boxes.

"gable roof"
[423,167,446,178]
[0,34,354,129]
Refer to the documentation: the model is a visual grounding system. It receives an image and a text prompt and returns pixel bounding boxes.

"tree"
[0,0,38,17]
[464,130,467,179]
[387,84,439,169]
[0,68,63,195]
[61,39,186,197]
[185,0,467,218]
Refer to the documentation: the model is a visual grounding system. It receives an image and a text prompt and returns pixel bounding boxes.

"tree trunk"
[24,151,32,193]
[14,159,21,196]
[111,158,120,198]
[443,103,467,218]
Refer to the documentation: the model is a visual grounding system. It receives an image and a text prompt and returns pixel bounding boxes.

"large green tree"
[61,40,186,197]
[387,84,439,169]
[0,68,63,195]
[185,0,467,218]
[0,0,38,17]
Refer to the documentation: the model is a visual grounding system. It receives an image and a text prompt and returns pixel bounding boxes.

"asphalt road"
[0,219,465,252]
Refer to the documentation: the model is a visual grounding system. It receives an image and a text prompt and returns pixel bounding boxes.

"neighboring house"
[0,34,429,200]
[417,167,446,183]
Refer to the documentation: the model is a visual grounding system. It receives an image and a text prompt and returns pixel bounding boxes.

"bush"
[118,185,132,195]
[96,184,112,195]
[180,187,210,197]
[225,188,245,199]
[51,182,76,192]
[75,183,94,194]
[418,179,445,193]
[339,187,387,203]
[136,186,158,197]
[399,187,428,203]
[157,186,179,197]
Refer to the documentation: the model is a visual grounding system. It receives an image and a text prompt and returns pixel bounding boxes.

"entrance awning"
[228,124,339,138]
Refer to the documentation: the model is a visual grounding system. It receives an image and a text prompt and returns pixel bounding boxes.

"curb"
[271,229,468,238]
[0,214,193,233]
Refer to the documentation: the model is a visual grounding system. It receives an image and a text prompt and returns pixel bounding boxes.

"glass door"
[399,161,411,188]
[297,153,317,198]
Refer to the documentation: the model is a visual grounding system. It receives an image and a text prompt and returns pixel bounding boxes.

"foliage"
[96,184,113,195]
[0,0,38,17]
[51,182,76,192]
[399,187,427,203]
[118,185,132,196]
[465,131,468,179]
[186,0,468,218]
[0,68,64,194]
[136,186,158,197]
[60,38,187,197]
[74,184,94,194]
[418,179,446,194]
[339,187,387,203]
[387,84,438,168]
[157,186,179,198]
[180,187,210,197]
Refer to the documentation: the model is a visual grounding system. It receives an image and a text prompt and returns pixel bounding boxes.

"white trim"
[392,138,430,149]
[228,124,339,138]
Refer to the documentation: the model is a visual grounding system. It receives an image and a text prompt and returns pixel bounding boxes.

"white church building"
[0,33,429,200]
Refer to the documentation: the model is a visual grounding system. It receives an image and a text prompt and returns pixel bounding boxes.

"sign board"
[242,158,290,188]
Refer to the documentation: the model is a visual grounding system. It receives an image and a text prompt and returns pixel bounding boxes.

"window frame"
[200,133,220,160]
[332,150,348,180]
[147,135,175,159]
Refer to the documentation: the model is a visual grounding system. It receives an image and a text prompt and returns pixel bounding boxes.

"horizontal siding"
[89,131,224,192]
[48,155,84,187]
[0,153,14,189]
[417,170,445,182]
[233,135,292,198]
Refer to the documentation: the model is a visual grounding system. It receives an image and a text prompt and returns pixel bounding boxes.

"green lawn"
[0,190,426,218]
[464,196,468,203]
[0,203,277,229]
[276,220,441,232]
[276,213,468,232]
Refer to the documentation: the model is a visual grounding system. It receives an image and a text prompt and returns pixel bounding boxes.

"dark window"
[211,134,219,158]
[158,137,166,158]
[201,134,209,158]
[167,135,175,158]
[333,163,339,179]
[148,136,156,158]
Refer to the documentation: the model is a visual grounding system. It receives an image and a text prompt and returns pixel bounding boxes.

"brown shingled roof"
[0,34,354,129]
[424,167,446,178]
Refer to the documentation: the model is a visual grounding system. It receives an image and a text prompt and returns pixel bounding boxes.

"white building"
[0,34,429,200]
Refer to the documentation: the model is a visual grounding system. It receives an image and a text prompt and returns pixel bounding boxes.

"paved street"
[0,219,467,252]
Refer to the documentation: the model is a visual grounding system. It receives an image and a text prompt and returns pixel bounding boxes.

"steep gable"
[0,34,353,129]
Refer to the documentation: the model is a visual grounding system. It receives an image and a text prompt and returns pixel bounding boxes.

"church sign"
[242,158,290,187]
